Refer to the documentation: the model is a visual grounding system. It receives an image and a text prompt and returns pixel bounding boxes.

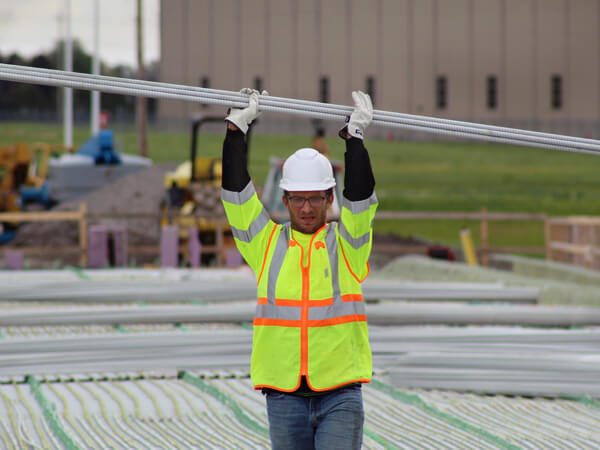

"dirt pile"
[12,162,178,247]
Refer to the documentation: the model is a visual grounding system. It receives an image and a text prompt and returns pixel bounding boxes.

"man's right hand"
[226,88,268,134]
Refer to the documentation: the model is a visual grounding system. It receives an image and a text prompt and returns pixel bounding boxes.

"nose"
[300,199,313,212]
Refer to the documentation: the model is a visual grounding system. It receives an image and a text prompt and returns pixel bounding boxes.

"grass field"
[2,121,599,249]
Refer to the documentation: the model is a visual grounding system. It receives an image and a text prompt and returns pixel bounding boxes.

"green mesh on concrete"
[27,376,82,450]
[370,379,521,450]
[180,371,269,438]
[573,395,600,410]
[363,426,396,449]
[65,266,92,280]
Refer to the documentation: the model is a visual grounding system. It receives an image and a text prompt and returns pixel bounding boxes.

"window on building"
[254,76,263,93]
[487,75,497,110]
[366,76,375,107]
[551,74,562,110]
[319,76,329,103]
[436,76,447,110]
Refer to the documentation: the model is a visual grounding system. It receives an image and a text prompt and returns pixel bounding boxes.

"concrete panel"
[320,0,350,105]
[536,0,567,118]
[410,0,435,115]
[226,248,244,267]
[350,0,378,99]
[88,226,108,269]
[472,0,503,119]
[267,0,295,100]
[505,0,535,120]
[111,226,128,267]
[188,227,202,268]
[380,0,409,114]
[436,0,471,119]
[160,226,179,268]
[160,0,186,84]
[186,0,214,118]
[157,0,600,133]
[568,0,599,120]
[4,250,24,270]
[296,0,319,102]
[240,0,267,90]
[213,0,239,92]
[158,0,188,124]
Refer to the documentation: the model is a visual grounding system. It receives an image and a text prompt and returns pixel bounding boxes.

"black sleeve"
[343,137,375,201]
[222,128,251,192]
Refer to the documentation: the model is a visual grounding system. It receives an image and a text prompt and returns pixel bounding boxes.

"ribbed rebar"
[1,63,600,156]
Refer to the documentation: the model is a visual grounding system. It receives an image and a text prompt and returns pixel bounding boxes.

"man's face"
[282,190,333,234]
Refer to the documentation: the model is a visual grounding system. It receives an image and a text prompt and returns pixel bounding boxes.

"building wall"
[159,0,600,137]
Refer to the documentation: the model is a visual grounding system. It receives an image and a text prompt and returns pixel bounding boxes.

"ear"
[282,194,289,208]
[327,192,334,205]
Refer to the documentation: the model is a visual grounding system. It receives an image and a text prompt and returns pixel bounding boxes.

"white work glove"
[225,88,268,134]
[341,90,373,139]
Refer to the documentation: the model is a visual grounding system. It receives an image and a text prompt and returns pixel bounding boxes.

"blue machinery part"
[76,130,121,165]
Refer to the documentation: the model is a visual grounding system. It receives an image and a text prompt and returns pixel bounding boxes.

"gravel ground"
[7,163,431,268]
[12,162,178,248]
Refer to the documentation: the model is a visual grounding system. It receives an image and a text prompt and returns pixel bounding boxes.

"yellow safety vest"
[222,182,378,391]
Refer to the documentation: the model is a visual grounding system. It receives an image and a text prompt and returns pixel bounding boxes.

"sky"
[0,0,160,67]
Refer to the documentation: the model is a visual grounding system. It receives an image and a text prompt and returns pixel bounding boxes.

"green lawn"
[2,121,599,249]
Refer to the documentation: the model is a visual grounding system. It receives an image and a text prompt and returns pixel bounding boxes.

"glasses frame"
[286,194,329,209]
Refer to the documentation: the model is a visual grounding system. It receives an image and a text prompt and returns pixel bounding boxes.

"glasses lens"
[288,196,326,208]
[290,197,304,208]
[309,196,326,207]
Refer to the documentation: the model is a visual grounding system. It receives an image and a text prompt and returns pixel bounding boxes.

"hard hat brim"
[279,180,336,192]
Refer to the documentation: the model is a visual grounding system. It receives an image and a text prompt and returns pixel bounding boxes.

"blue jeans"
[265,384,364,450]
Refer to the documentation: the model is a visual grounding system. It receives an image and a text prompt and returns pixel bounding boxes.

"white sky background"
[0,0,160,67]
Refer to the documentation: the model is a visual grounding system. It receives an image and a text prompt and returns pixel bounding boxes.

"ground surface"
[8,161,433,269]
[2,121,600,249]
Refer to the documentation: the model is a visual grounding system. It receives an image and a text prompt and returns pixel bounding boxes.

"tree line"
[0,40,156,122]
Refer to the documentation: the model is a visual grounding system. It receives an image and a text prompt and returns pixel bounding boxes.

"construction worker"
[311,120,330,157]
[221,89,377,449]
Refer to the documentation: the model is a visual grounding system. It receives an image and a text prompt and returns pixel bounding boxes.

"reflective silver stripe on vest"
[267,222,290,305]
[230,208,271,243]
[255,222,365,322]
[342,192,378,214]
[308,299,366,320]
[338,221,371,249]
[221,181,255,205]
[308,222,365,320]
[255,223,296,320]
[255,303,301,321]
[325,223,340,305]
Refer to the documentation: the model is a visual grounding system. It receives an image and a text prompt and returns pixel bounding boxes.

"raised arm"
[221,89,275,274]
[222,88,264,192]
[339,91,375,201]
[222,126,250,192]
[337,91,377,281]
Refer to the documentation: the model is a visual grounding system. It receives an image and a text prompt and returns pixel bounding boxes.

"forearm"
[343,137,375,201]
[222,127,251,192]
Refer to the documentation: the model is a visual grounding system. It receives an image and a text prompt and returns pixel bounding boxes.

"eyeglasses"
[286,195,328,208]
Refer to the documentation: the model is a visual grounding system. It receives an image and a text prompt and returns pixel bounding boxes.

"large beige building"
[159,0,600,138]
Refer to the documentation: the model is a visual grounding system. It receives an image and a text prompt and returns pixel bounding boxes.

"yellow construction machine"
[161,115,255,265]
[0,142,65,241]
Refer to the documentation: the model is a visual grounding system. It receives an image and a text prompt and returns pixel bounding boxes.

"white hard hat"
[279,148,336,192]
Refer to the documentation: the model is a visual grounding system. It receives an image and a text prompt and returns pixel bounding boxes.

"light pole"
[63,0,73,148]
[91,0,100,135]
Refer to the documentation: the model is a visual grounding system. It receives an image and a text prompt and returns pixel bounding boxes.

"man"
[221,89,377,449]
